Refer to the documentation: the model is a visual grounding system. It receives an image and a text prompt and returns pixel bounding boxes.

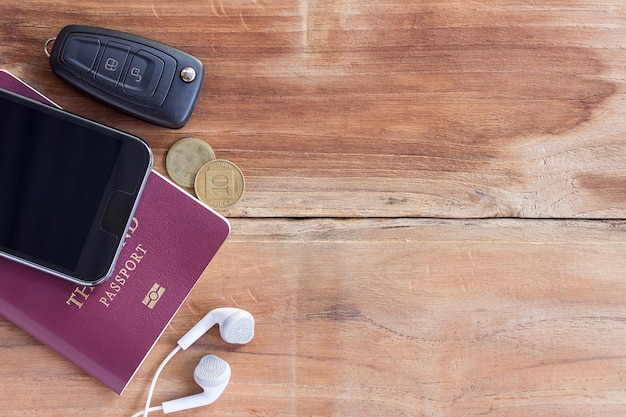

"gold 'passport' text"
[99,243,147,307]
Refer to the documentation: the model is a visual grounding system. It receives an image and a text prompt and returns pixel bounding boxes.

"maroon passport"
[0,70,231,394]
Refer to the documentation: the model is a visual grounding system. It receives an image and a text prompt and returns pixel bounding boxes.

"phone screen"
[0,89,152,285]
[0,104,121,269]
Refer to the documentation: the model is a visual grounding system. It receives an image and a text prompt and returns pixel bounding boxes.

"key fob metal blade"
[49,25,204,129]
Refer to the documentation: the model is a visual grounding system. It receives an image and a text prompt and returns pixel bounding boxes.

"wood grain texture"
[0,1,624,218]
[2,219,626,416]
[0,1,625,416]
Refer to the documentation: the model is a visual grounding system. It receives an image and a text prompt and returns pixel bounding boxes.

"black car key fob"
[48,25,204,128]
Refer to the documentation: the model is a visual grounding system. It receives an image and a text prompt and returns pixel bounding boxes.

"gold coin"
[194,159,245,210]
[166,137,216,188]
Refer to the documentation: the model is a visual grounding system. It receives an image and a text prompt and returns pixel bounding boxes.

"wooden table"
[1,1,625,415]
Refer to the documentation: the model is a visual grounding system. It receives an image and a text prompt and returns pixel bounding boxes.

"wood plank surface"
[2,219,626,416]
[0,1,624,218]
[0,1,625,416]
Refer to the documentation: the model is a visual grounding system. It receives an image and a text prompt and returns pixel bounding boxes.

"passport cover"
[0,70,231,394]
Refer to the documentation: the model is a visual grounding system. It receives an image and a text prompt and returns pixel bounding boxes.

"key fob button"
[122,50,165,98]
[95,42,131,88]
[62,35,101,74]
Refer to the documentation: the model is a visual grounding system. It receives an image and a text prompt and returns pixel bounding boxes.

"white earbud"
[136,308,255,417]
[177,307,255,350]
[161,354,231,414]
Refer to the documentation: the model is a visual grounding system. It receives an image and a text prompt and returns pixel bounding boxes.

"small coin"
[194,159,245,210]
[166,137,216,188]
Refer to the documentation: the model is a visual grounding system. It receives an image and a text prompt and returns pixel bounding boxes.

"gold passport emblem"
[143,283,165,309]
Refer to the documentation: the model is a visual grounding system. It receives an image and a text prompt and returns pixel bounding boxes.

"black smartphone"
[0,88,153,285]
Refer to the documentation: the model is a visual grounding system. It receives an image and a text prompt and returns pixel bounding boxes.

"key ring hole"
[44,37,57,58]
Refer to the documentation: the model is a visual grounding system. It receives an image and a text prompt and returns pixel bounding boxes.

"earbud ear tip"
[162,355,231,414]
[194,355,231,387]
[220,311,255,344]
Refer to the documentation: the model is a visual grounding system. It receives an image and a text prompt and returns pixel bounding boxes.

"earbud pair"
[135,308,255,417]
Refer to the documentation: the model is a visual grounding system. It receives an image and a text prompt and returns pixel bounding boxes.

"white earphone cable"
[131,406,163,417]
[131,345,181,417]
